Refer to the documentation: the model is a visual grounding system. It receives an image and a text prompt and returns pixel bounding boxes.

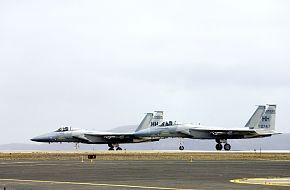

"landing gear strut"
[108,143,123,151]
[74,143,80,150]
[215,139,231,151]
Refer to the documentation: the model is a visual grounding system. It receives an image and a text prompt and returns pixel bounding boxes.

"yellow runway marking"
[0,178,195,190]
[230,177,290,187]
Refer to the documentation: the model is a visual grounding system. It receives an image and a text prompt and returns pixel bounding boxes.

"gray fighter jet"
[32,105,280,151]
[134,104,280,151]
[31,111,164,150]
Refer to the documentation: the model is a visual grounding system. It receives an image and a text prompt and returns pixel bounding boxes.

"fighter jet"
[31,111,164,150]
[32,105,280,151]
[134,105,281,151]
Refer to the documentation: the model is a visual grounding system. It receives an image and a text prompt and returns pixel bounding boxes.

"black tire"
[116,147,122,151]
[215,143,222,151]
[179,146,184,150]
[224,143,231,151]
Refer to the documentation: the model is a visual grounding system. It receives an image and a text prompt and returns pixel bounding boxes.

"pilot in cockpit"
[160,121,173,126]
[55,127,69,132]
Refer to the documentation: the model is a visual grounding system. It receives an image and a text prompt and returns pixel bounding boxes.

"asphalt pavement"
[0,160,289,190]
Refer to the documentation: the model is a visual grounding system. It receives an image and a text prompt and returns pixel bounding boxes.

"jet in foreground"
[31,111,164,150]
[135,104,280,151]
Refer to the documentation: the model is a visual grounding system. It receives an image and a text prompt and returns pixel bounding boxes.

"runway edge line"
[0,178,196,190]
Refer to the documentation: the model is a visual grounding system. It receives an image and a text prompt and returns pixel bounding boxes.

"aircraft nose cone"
[30,137,38,142]
[30,134,51,142]
[30,137,41,142]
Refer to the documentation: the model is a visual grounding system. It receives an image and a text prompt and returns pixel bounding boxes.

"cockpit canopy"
[159,121,175,126]
[55,127,71,132]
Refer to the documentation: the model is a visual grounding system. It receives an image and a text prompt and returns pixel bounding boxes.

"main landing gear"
[108,143,123,151]
[215,139,231,151]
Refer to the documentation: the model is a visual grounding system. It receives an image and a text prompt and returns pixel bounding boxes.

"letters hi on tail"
[245,105,276,131]
[257,105,276,131]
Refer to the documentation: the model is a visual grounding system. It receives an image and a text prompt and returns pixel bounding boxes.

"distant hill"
[1,125,289,151]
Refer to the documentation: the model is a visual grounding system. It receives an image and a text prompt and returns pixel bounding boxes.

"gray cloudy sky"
[0,0,290,144]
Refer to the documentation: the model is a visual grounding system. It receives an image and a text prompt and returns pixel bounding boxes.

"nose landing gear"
[178,138,185,150]
[74,143,80,150]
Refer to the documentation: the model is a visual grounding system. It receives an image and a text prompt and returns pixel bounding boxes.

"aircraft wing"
[72,131,156,144]
[187,128,269,139]
[204,129,257,137]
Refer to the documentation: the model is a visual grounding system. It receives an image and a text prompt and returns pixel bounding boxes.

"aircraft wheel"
[179,146,184,150]
[215,143,222,151]
[116,147,122,151]
[224,143,231,151]
[108,147,114,151]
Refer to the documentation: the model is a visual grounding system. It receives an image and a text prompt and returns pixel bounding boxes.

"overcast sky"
[0,0,289,144]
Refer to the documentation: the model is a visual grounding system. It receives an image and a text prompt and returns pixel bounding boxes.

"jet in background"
[135,105,280,151]
[31,111,164,150]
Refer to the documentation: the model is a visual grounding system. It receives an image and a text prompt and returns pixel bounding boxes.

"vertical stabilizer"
[256,105,276,131]
[135,113,153,132]
[245,105,266,129]
[150,111,164,127]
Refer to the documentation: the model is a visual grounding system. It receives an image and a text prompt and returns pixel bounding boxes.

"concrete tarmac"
[0,160,289,190]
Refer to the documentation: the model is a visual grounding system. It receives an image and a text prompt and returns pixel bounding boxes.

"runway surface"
[0,160,289,190]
